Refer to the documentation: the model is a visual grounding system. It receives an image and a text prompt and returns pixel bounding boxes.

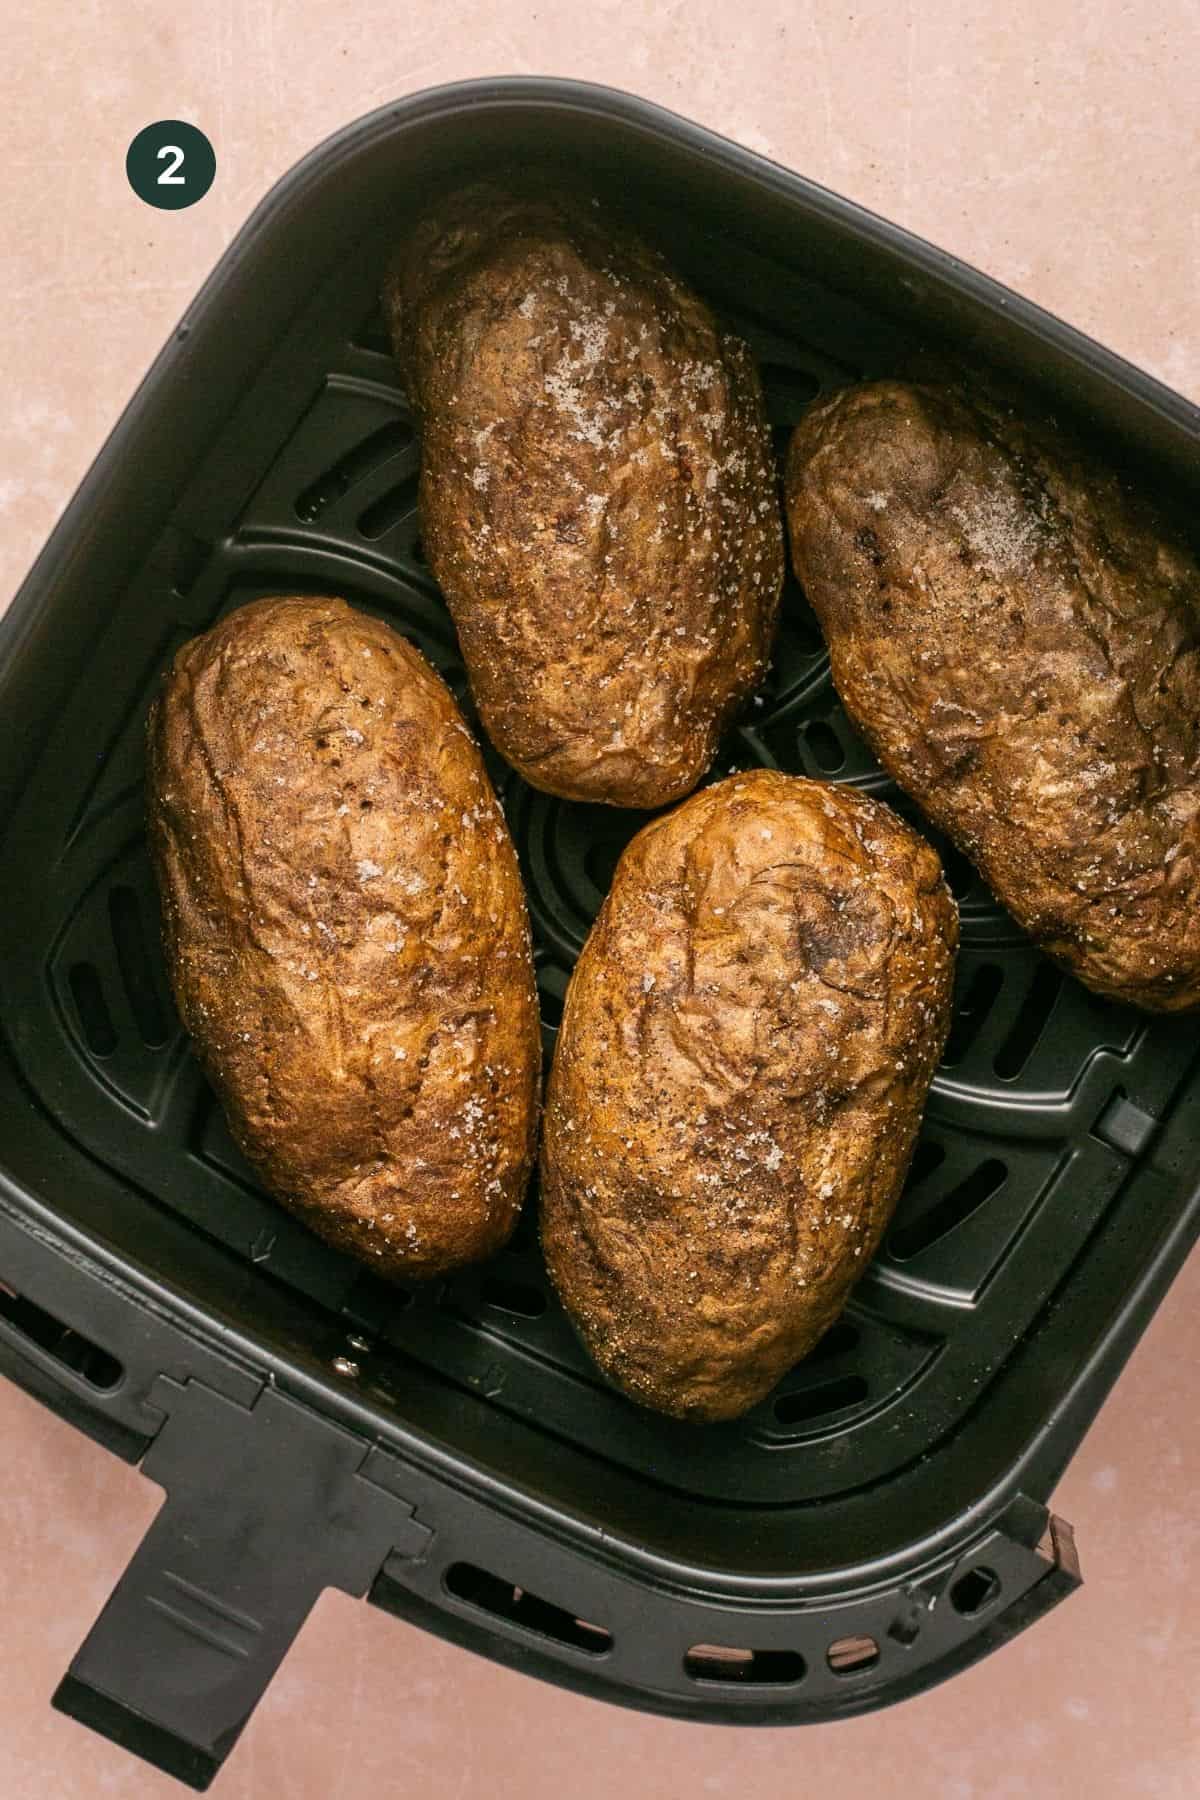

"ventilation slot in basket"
[68,963,117,1057]
[994,964,1064,1078]
[480,1276,546,1318]
[890,1159,1008,1261]
[803,1318,860,1365]
[941,963,1004,1066]
[804,719,845,773]
[685,1644,806,1685]
[773,1375,868,1426]
[444,1563,611,1654]
[777,572,826,658]
[940,842,977,900]
[294,421,413,523]
[508,1205,539,1253]
[906,1138,947,1190]
[108,886,168,1048]
[581,811,647,897]
[536,979,564,1030]
[0,1282,123,1390]
[357,474,420,541]
[826,1634,880,1675]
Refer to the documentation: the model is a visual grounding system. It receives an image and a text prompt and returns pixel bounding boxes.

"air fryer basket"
[1,79,1198,1791]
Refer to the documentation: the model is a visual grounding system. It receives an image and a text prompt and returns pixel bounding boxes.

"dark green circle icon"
[126,121,215,210]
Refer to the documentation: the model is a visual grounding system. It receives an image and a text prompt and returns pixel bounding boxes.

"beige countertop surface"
[3,3,1198,1796]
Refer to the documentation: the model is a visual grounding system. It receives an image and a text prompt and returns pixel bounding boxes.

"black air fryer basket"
[2,79,1198,1791]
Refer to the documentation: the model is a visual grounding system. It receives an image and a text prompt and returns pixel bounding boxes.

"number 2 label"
[156,145,186,186]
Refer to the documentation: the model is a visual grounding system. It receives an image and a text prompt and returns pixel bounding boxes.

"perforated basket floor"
[5,192,1196,1519]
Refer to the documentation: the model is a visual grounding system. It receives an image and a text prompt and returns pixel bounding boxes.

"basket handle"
[52,1375,432,1790]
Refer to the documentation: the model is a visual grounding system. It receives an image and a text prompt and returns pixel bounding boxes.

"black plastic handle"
[0,1209,1087,1779]
[52,1375,433,1790]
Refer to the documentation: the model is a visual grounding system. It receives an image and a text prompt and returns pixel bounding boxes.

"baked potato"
[382,179,783,808]
[539,769,957,1421]
[786,380,1200,1011]
[146,595,541,1279]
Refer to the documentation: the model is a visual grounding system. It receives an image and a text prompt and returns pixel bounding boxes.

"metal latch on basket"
[51,1375,432,1791]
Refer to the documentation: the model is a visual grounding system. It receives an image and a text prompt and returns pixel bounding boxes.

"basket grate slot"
[803,1318,860,1364]
[773,571,827,659]
[0,1284,123,1391]
[890,1158,1008,1262]
[803,718,845,773]
[994,963,1065,1079]
[579,810,648,899]
[68,963,118,1057]
[507,1202,539,1254]
[444,1562,611,1655]
[685,1644,805,1685]
[826,1633,880,1675]
[108,886,169,1049]
[357,474,420,541]
[905,1138,947,1191]
[942,963,1005,1066]
[480,1276,547,1319]
[535,977,564,1031]
[773,1375,868,1426]
[939,840,979,901]
[294,419,413,524]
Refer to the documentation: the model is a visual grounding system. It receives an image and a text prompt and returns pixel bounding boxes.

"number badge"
[126,121,216,210]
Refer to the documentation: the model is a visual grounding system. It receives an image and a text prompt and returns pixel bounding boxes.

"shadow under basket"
[1,78,1199,1792]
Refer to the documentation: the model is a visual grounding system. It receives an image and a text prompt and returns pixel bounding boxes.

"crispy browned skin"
[147,596,541,1279]
[539,770,956,1421]
[786,380,1200,1011]
[382,180,783,808]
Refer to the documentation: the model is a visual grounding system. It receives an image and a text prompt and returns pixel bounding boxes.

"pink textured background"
[3,3,1198,1795]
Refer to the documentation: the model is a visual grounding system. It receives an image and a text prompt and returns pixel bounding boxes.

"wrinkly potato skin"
[383,181,783,809]
[786,380,1200,1011]
[539,770,957,1422]
[147,596,541,1279]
